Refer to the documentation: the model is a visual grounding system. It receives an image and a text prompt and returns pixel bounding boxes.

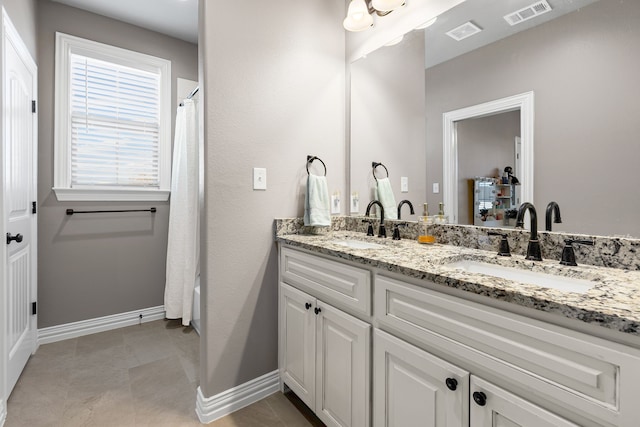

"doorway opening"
[442,92,534,224]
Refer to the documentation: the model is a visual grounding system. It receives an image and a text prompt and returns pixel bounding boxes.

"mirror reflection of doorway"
[442,91,534,225]
[457,110,520,226]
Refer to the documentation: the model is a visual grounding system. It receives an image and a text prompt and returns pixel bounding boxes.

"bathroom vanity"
[276,226,640,427]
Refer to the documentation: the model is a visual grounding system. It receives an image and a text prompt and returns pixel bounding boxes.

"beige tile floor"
[5,319,321,427]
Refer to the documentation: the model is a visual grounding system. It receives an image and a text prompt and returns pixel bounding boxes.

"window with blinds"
[54,32,171,202]
[70,55,161,187]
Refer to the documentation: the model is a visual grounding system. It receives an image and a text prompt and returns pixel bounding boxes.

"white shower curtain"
[165,99,199,326]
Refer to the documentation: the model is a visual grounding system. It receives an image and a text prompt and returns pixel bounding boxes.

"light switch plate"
[253,168,267,190]
[401,177,409,193]
[432,182,440,193]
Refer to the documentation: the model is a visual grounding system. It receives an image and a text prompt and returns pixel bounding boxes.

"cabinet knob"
[6,233,23,245]
[305,303,312,310]
[445,377,458,391]
[473,391,487,406]
[314,307,322,315]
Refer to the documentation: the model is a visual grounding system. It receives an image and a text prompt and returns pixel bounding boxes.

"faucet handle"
[560,239,594,266]
[392,222,407,240]
[488,231,511,257]
[362,219,374,237]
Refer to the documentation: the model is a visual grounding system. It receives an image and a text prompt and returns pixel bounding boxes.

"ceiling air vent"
[504,0,552,26]
[446,21,483,41]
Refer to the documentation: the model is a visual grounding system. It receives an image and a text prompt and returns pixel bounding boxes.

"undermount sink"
[446,260,595,294]
[332,239,385,250]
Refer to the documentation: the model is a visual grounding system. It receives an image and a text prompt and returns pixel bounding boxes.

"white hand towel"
[376,177,398,220]
[304,174,331,227]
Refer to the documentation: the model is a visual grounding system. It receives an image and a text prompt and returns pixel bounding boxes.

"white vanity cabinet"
[469,376,579,427]
[279,248,371,427]
[278,243,640,427]
[373,329,469,427]
[374,274,640,427]
[374,328,579,427]
[279,283,316,407]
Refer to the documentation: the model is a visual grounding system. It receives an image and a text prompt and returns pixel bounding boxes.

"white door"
[469,376,579,427]
[373,329,469,427]
[315,301,370,427]
[514,136,522,205]
[279,283,316,409]
[2,9,38,397]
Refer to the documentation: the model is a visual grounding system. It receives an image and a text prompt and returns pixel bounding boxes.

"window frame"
[53,32,172,201]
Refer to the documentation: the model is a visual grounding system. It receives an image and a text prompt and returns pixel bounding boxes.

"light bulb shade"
[372,0,405,12]
[343,0,373,32]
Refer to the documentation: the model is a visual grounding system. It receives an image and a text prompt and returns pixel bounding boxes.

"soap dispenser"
[436,202,448,224]
[418,203,435,244]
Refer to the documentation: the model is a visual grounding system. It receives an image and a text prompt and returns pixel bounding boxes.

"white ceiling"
[423,0,599,68]
[48,0,597,60]
[51,0,198,44]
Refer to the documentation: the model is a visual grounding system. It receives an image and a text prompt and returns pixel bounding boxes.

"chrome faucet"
[515,202,542,261]
[365,200,386,238]
[397,200,415,220]
[545,201,562,232]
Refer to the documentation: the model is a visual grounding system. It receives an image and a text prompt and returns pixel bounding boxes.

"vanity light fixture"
[343,0,406,32]
[384,35,404,46]
[371,0,405,13]
[415,16,437,30]
[343,0,374,32]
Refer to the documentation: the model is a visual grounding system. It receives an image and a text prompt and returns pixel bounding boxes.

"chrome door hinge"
[32,100,36,113]
[32,201,37,214]
[32,302,37,315]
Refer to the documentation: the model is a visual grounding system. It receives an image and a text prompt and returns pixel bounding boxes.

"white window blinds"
[69,54,161,188]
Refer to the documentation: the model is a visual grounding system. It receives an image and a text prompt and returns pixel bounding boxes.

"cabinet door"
[315,301,370,427]
[280,283,316,410]
[374,329,469,427]
[470,376,579,427]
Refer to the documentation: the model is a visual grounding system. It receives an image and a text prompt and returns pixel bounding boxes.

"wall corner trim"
[0,398,6,427]
[37,306,166,345]
[196,370,280,424]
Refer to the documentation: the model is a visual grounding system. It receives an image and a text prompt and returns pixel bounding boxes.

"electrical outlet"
[350,192,360,213]
[253,168,267,190]
[331,192,341,214]
[401,177,409,193]
[432,182,440,193]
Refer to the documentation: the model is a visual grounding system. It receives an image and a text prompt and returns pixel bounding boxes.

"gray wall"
[1,0,37,58]
[426,0,640,237]
[457,111,520,224]
[200,0,345,397]
[37,0,198,328]
[350,30,426,220]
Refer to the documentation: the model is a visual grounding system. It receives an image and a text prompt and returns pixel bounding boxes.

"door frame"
[1,6,38,411]
[442,92,534,224]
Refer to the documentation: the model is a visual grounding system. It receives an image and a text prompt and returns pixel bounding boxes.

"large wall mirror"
[349,0,640,238]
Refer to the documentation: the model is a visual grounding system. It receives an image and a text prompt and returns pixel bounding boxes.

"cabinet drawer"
[281,247,371,317]
[375,275,640,426]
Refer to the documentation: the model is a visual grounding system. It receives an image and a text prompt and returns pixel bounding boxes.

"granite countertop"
[277,231,640,337]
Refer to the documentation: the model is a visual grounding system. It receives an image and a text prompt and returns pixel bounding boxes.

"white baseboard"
[0,400,6,427]
[191,317,201,336]
[196,370,280,424]
[37,306,166,345]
